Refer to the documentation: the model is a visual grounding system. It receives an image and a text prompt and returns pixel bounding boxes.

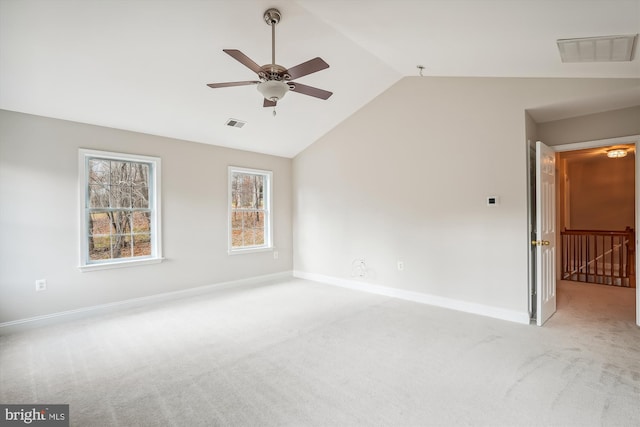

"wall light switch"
[487,196,499,206]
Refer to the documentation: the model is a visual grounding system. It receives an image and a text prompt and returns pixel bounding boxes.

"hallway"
[551,279,636,326]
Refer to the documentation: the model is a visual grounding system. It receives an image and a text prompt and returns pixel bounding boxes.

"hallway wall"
[564,152,635,230]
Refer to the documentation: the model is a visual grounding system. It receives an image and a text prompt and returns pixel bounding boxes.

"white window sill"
[79,257,164,272]
[228,247,273,256]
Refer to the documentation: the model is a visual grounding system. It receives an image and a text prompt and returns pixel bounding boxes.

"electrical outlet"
[35,279,47,292]
[397,261,404,271]
[273,250,279,260]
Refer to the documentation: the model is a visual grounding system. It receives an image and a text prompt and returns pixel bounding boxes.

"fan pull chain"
[273,106,277,117]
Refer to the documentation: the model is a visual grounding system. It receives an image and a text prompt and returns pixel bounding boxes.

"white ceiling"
[1,0,639,158]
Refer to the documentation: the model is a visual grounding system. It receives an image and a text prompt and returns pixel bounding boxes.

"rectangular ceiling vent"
[225,118,246,128]
[557,34,637,63]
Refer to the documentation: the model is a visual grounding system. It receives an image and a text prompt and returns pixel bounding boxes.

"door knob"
[531,240,551,246]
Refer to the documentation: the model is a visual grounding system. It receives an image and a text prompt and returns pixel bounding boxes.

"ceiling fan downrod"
[264,8,281,67]
[264,8,282,117]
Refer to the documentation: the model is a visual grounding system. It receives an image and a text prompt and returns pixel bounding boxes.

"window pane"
[132,163,149,181]
[231,211,241,230]
[89,212,112,235]
[132,211,151,233]
[89,159,109,185]
[254,176,264,209]
[132,182,149,208]
[133,234,151,257]
[89,185,109,208]
[232,173,264,209]
[89,235,111,260]
[253,211,265,245]
[242,211,256,246]
[231,229,243,247]
[110,185,131,208]
[110,161,131,184]
[132,163,149,208]
[111,234,131,259]
[111,211,131,234]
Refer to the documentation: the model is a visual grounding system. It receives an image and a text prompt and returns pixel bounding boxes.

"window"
[79,149,162,270]
[229,167,272,253]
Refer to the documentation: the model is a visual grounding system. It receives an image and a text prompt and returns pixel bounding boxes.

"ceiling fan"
[207,8,333,115]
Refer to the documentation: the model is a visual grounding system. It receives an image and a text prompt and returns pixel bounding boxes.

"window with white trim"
[79,149,162,270]
[229,167,272,253]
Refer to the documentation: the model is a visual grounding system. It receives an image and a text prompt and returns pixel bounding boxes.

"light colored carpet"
[1,278,638,426]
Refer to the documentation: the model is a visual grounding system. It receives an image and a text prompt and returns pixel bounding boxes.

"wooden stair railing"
[561,227,635,288]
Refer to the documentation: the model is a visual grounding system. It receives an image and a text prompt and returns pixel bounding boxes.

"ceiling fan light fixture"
[257,80,289,101]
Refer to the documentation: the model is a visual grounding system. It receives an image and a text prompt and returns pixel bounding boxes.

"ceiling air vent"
[557,34,637,62]
[225,118,246,128]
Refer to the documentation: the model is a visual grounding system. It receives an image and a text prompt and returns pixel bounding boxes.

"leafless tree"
[231,172,265,247]
[88,159,150,260]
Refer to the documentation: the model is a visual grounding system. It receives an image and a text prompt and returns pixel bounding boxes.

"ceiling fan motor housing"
[258,64,290,82]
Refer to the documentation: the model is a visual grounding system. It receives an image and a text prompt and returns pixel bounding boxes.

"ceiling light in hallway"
[606,148,628,158]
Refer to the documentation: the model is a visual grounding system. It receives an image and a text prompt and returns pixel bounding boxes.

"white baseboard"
[293,271,531,325]
[0,271,293,335]
[1,270,530,334]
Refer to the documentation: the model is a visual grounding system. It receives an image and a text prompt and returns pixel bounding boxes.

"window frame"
[78,149,162,271]
[228,166,273,254]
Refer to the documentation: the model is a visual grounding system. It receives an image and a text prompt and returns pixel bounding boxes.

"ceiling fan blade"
[289,82,333,100]
[223,49,262,74]
[207,81,260,89]
[263,98,277,107]
[285,57,329,80]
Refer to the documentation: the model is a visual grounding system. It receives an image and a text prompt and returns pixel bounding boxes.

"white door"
[536,140,556,325]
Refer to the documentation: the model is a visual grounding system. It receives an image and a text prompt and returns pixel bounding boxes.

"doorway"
[530,135,640,327]
[557,143,635,287]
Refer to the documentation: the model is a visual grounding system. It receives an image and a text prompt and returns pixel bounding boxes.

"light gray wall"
[539,106,640,146]
[0,110,292,323]
[293,77,640,316]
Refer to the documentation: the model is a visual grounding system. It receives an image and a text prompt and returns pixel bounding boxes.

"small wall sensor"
[487,196,499,206]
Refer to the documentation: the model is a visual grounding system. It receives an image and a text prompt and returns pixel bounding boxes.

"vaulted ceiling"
[1,0,639,157]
